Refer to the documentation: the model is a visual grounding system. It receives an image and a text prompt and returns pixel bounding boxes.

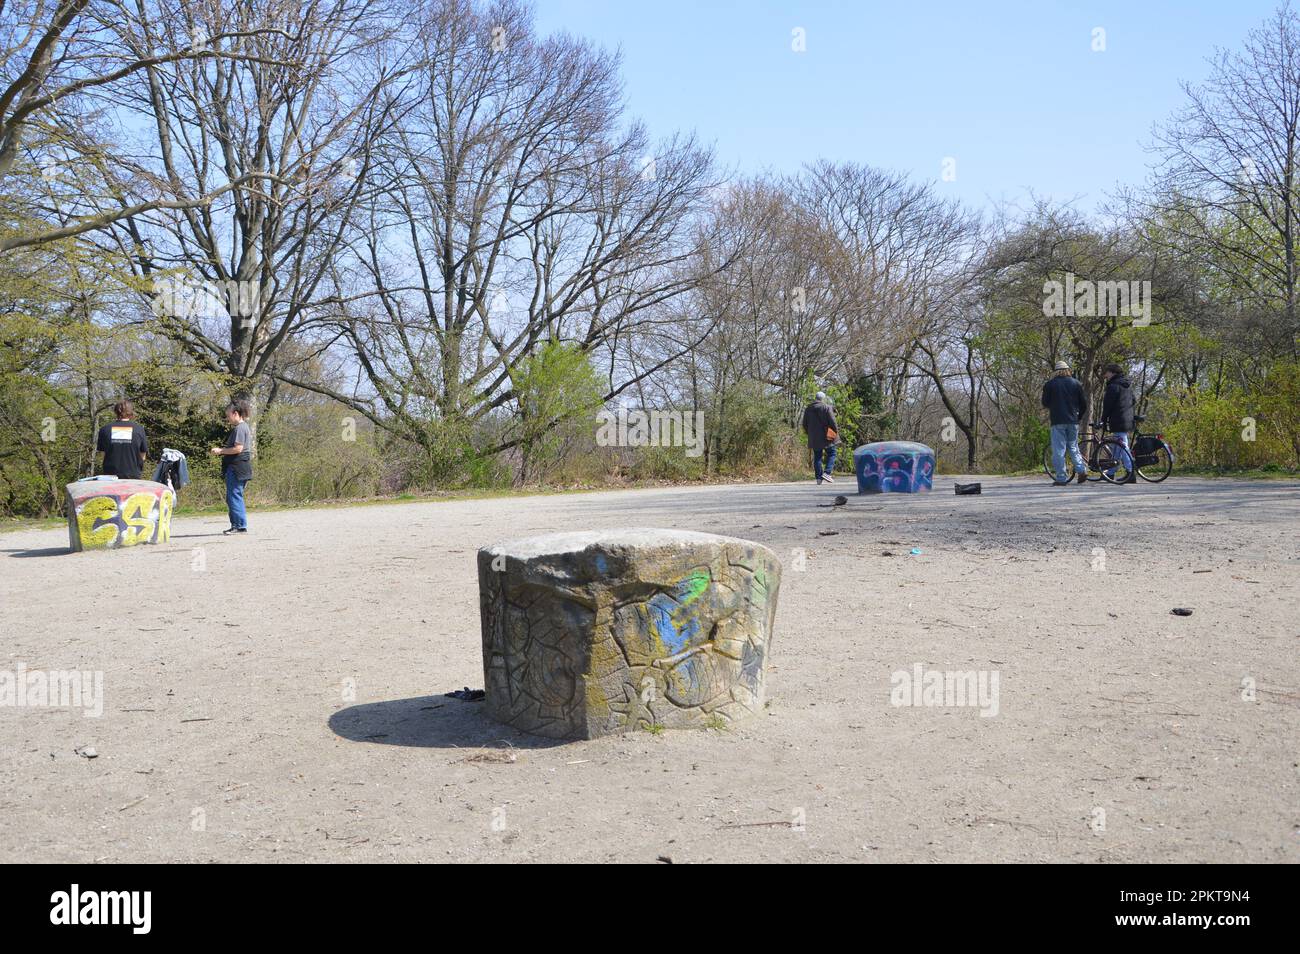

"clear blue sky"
[531,0,1280,212]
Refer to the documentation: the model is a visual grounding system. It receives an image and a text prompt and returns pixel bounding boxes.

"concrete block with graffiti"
[853,441,936,494]
[65,478,175,552]
[478,529,781,739]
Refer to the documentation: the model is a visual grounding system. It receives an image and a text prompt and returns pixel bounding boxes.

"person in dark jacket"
[1100,362,1137,484]
[801,391,840,484]
[1042,360,1089,485]
[96,399,149,479]
[210,399,253,534]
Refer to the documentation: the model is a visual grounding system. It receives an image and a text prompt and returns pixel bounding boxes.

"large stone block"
[853,441,935,494]
[65,478,174,552]
[478,528,781,739]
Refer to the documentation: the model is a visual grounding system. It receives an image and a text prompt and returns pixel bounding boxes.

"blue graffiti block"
[853,441,935,494]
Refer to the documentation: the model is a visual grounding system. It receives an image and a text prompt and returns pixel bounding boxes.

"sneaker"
[1076,470,1087,484]
[222,526,239,535]
[823,474,835,483]
[816,476,823,485]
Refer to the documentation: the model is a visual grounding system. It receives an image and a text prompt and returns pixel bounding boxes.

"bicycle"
[1092,415,1175,483]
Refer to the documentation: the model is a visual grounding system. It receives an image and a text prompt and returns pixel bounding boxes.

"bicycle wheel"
[1137,442,1173,482]
[1095,440,1131,483]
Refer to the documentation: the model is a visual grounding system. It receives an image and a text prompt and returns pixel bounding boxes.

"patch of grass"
[644,722,666,736]
[703,714,729,731]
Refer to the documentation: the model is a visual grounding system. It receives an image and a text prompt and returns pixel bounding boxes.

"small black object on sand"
[1170,607,1194,617]
[446,687,486,701]
[954,482,981,495]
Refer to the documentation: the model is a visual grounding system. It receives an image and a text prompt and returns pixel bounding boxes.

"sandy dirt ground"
[1,476,1297,863]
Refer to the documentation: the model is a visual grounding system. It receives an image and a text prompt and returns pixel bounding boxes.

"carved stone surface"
[65,478,174,552]
[853,441,935,494]
[477,528,781,739]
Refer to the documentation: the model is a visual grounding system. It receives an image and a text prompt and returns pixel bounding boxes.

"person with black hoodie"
[1101,362,1137,484]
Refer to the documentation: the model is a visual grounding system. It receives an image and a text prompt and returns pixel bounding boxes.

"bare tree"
[90,0,406,389]
[308,0,720,457]
[0,0,317,253]
[1141,3,1300,357]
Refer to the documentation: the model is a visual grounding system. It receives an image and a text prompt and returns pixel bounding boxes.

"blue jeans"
[813,445,837,480]
[224,468,248,529]
[1050,424,1087,482]
[1104,431,1133,478]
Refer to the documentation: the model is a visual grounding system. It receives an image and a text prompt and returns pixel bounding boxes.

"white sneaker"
[823,474,835,483]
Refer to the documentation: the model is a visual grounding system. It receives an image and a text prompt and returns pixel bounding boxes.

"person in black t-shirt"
[95,399,149,479]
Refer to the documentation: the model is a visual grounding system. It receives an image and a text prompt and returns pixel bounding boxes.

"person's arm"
[138,429,148,466]
[211,426,244,457]
[1077,382,1089,420]
[1041,381,1050,408]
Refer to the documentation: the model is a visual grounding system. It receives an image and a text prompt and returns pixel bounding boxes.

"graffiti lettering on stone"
[65,479,174,552]
[853,441,935,494]
[478,530,781,740]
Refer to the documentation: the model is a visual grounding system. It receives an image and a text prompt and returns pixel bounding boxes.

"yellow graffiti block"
[120,492,159,546]
[156,490,174,543]
[76,497,120,549]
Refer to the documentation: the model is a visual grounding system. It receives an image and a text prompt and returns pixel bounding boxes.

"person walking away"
[210,400,253,534]
[1101,362,1137,484]
[802,391,840,484]
[1042,360,1089,485]
[96,399,148,479]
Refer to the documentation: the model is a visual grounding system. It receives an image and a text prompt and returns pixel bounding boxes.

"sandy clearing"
[1,476,1297,863]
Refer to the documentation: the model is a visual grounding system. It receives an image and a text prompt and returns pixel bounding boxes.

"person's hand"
[209,447,222,456]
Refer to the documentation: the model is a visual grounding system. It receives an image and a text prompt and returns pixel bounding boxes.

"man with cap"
[1041,360,1089,485]
[801,390,840,484]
